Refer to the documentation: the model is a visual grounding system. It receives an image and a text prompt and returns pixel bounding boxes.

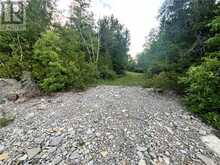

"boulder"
[0,79,22,101]
[0,71,40,103]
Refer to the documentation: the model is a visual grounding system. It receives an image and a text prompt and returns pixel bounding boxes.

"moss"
[0,117,15,128]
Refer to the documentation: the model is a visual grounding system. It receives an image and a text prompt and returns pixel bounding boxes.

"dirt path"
[0,86,219,165]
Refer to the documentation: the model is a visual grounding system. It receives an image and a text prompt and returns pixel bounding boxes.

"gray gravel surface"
[0,86,219,165]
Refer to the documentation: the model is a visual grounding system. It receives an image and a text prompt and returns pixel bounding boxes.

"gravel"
[0,86,219,165]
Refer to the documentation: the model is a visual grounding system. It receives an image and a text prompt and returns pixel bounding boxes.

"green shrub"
[66,58,97,90]
[98,65,116,80]
[144,72,178,91]
[32,31,96,92]
[179,56,220,128]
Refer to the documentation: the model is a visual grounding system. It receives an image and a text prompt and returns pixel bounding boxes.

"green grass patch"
[97,71,145,86]
[0,117,15,128]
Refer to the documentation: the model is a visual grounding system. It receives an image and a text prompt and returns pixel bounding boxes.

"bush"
[32,31,96,92]
[179,56,220,128]
[144,72,178,91]
[0,52,22,79]
[98,65,116,80]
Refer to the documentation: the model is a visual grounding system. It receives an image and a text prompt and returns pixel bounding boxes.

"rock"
[86,128,95,135]
[0,145,5,154]
[137,151,144,159]
[137,146,147,152]
[200,135,220,157]
[0,152,9,161]
[20,71,40,98]
[0,79,21,98]
[52,156,62,164]
[48,128,65,133]
[48,147,57,153]
[49,136,63,146]
[149,152,156,159]
[165,126,174,135]
[70,152,80,160]
[95,132,101,137]
[155,156,170,165]
[197,154,216,165]
[199,130,207,136]
[138,159,146,165]
[18,154,28,161]
[25,112,35,120]
[26,147,41,159]
[100,150,108,157]
[87,160,94,165]
[121,160,129,165]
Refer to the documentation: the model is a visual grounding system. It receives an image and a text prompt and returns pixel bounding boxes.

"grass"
[97,71,145,86]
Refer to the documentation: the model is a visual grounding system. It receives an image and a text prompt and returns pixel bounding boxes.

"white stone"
[200,135,220,157]
[138,159,146,165]
[0,145,5,154]
[197,154,216,165]
[26,147,41,159]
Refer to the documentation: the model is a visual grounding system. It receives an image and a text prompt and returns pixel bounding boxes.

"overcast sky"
[57,0,164,57]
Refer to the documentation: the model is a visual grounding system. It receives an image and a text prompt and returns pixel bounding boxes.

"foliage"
[32,31,96,92]
[0,117,15,128]
[180,57,220,112]
[178,8,220,128]
[138,0,219,128]
[98,15,130,74]
[98,72,145,87]
[144,72,178,91]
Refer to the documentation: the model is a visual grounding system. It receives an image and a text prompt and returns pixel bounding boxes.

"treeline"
[0,0,130,92]
[136,0,220,128]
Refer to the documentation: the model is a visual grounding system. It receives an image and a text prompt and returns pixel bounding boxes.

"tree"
[98,15,130,74]
[0,0,56,79]
[69,0,100,65]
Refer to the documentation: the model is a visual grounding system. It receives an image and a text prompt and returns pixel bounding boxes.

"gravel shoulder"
[0,86,219,165]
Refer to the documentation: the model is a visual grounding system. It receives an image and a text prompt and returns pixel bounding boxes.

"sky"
[57,0,164,57]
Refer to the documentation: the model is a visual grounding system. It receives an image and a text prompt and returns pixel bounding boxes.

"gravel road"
[0,86,219,165]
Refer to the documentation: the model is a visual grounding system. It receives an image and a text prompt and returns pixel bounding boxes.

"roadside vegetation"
[0,0,130,92]
[98,72,145,87]
[131,0,220,128]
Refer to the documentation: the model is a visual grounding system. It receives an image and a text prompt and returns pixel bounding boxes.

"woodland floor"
[0,86,220,165]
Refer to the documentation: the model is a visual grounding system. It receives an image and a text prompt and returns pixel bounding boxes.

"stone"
[52,156,62,164]
[137,151,144,159]
[96,132,101,137]
[0,79,22,99]
[18,154,28,161]
[25,113,35,120]
[197,154,216,165]
[26,147,41,159]
[0,145,5,154]
[0,152,9,161]
[138,159,146,165]
[149,152,156,159]
[137,146,147,152]
[165,126,174,135]
[70,152,80,160]
[100,150,108,157]
[86,128,95,135]
[49,136,63,146]
[199,130,207,136]
[200,135,220,157]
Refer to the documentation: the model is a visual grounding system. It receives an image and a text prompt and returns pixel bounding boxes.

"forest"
[0,0,219,129]
[0,0,130,91]
[134,0,220,128]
